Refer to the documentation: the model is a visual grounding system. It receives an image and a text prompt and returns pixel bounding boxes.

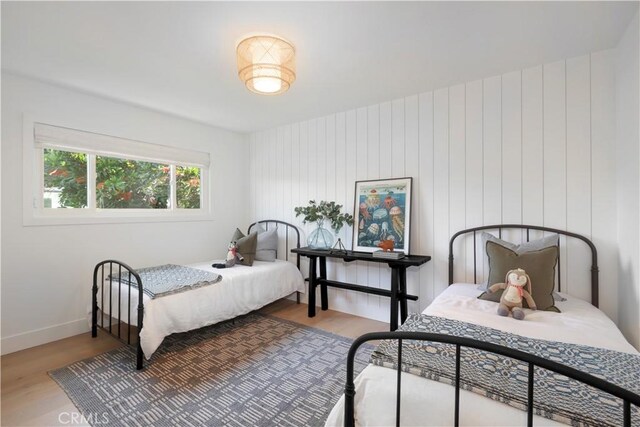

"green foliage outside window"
[43,148,202,209]
[43,149,88,208]
[96,156,169,209]
[176,166,201,209]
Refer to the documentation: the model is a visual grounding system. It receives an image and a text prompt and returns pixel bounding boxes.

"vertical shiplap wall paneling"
[249,134,256,220]
[261,132,269,219]
[307,120,317,238]
[345,111,359,311]
[356,108,373,311]
[501,71,523,245]
[269,129,277,219]
[291,123,300,263]
[315,118,328,293]
[522,66,545,232]
[566,55,592,301]
[248,51,618,323]
[405,95,420,312]
[449,84,466,283]
[326,115,338,302]
[590,50,618,319]
[317,117,327,203]
[543,60,568,291]
[391,99,406,321]
[483,76,502,282]
[299,122,310,286]
[334,113,348,308]
[276,127,284,248]
[256,132,262,217]
[465,81,484,283]
[419,92,435,307]
[379,102,393,299]
[433,88,450,296]
[483,76,503,224]
[283,126,292,258]
[367,105,382,309]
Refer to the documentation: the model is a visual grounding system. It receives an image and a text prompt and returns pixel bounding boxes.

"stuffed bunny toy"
[212,241,244,269]
[487,268,537,320]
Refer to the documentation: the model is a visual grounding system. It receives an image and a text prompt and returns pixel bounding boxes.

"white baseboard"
[1,318,89,355]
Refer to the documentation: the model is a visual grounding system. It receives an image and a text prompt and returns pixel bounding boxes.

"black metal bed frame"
[91,220,301,370]
[344,224,639,427]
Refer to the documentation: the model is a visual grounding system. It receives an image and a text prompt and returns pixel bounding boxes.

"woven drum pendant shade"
[236,35,296,95]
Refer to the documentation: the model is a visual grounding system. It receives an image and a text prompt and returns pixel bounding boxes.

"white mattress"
[96,259,305,359]
[326,283,638,427]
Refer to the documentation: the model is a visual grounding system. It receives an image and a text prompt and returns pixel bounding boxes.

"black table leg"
[320,256,328,311]
[399,267,408,323]
[390,266,399,331]
[308,256,317,317]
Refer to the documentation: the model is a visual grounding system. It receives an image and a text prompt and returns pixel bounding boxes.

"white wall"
[1,73,249,354]
[615,12,640,349]
[249,52,620,331]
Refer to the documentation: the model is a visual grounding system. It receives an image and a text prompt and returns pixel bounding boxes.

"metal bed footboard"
[344,332,640,427]
[92,260,144,370]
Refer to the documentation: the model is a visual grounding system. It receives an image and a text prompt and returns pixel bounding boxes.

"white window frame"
[23,115,214,226]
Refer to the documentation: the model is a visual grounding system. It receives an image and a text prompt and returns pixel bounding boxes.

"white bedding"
[96,259,304,359]
[326,283,638,427]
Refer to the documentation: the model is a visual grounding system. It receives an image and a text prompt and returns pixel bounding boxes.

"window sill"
[24,210,214,227]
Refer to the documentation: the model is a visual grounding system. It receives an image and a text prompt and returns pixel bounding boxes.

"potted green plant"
[294,200,354,249]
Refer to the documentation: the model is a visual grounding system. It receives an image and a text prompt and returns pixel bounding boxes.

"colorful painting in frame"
[352,177,412,254]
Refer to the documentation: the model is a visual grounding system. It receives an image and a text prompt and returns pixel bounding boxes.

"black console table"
[291,248,431,330]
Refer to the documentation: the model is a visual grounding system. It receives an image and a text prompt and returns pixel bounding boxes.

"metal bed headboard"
[248,219,301,271]
[448,224,599,307]
[248,220,302,304]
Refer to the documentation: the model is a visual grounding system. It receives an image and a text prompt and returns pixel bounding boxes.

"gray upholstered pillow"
[482,231,559,254]
[255,227,278,262]
[231,229,258,266]
[478,241,560,312]
[479,232,559,289]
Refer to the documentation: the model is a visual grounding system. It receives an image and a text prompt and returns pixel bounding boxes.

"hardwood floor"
[1,300,388,426]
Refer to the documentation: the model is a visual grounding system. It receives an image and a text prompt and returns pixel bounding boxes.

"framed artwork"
[352,177,412,254]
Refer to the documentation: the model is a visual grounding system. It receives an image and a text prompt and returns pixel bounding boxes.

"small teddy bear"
[212,241,244,269]
[487,268,537,320]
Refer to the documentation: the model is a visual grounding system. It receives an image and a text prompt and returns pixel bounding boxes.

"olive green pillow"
[478,241,560,312]
[231,229,258,266]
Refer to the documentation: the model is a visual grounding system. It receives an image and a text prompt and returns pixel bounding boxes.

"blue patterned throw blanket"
[371,314,640,426]
[110,264,222,299]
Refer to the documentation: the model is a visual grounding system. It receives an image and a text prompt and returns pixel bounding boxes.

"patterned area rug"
[50,313,373,427]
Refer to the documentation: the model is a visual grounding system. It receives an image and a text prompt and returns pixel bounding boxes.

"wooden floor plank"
[1,300,387,426]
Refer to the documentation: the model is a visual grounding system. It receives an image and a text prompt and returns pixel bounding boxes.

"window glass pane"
[96,156,169,209]
[176,166,201,209]
[43,148,87,208]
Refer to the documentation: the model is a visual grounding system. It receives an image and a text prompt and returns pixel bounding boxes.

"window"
[44,148,88,209]
[29,121,210,224]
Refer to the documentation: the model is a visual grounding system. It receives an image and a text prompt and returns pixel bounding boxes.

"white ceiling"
[2,1,638,133]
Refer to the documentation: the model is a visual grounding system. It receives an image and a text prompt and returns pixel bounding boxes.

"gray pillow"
[255,226,278,262]
[479,232,559,290]
[478,242,560,312]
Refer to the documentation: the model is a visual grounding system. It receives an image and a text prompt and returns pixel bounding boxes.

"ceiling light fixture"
[236,35,296,95]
